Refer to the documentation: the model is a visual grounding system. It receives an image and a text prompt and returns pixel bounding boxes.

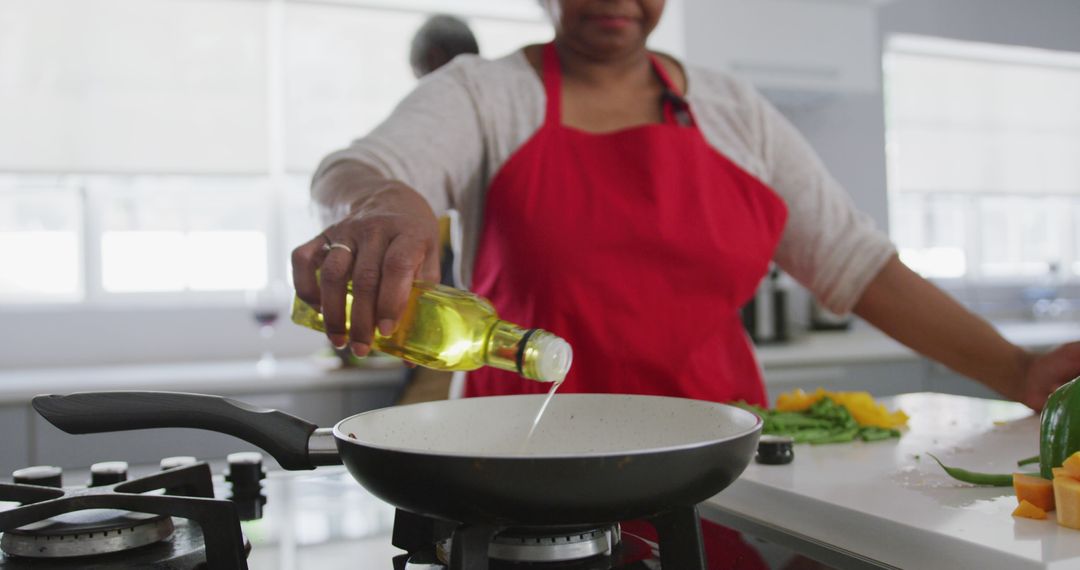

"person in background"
[395,14,479,405]
[410,14,480,79]
[293,1,1080,567]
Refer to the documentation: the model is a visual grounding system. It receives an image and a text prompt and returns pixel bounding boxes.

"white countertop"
[755,321,1080,369]
[702,393,1079,570]
[0,357,405,405]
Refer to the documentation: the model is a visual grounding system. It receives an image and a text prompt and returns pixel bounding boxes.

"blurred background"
[1,1,1079,568]
[1,0,1078,369]
[3,0,1079,372]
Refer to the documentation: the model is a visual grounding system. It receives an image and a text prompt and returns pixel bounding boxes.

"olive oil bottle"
[291,281,572,383]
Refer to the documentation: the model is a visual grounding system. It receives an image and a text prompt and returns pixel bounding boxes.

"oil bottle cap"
[530,333,573,383]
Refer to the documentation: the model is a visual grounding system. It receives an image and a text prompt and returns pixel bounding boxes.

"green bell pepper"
[1040,376,1080,479]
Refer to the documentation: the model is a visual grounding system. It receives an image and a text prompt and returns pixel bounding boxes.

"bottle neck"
[487,321,564,382]
[484,320,532,378]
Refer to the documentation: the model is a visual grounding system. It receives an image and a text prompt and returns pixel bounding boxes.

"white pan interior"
[334,394,760,458]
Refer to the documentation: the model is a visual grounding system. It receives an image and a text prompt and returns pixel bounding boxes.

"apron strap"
[648,54,696,127]
[541,42,562,126]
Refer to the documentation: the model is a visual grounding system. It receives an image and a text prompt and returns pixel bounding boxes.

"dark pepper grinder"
[756,435,795,465]
[741,265,790,344]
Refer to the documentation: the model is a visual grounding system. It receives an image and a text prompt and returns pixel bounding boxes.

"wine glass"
[246,280,291,375]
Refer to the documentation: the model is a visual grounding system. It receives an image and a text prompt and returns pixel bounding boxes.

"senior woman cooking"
[293,0,1080,567]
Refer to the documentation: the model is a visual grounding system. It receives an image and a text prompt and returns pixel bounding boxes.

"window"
[0,176,83,302]
[885,35,1080,282]
[0,0,554,306]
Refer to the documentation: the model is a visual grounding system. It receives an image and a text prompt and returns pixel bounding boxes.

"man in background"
[397,14,479,404]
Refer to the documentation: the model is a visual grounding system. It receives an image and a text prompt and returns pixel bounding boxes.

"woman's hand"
[1014,342,1080,412]
[292,180,441,357]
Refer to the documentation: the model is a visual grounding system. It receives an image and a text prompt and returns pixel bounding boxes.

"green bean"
[927,453,1013,487]
[810,427,860,445]
[787,429,835,443]
[859,427,900,442]
[770,416,834,429]
[739,398,902,446]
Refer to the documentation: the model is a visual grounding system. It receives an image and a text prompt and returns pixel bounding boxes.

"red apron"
[465,43,788,569]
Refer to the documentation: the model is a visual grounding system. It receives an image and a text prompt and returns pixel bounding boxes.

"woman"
[293,1,1080,567]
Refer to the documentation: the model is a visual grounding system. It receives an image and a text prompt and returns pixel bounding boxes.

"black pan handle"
[32,391,337,470]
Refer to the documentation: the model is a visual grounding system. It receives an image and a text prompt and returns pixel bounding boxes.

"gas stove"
[0,463,702,569]
[0,454,264,569]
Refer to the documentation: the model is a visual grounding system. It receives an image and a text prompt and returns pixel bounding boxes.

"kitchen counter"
[0,357,405,405]
[702,392,1077,570]
[3,320,1074,405]
[755,321,1080,369]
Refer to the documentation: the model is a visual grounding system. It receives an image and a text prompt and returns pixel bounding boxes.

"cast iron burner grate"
[0,463,248,570]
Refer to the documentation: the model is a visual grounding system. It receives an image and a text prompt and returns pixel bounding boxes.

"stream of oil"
[520,380,563,452]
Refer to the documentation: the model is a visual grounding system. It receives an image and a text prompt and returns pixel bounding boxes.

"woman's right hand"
[291,179,441,357]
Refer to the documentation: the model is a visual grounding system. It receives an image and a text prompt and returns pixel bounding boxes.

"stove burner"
[0,518,244,570]
[391,508,689,570]
[0,462,249,569]
[1,509,173,559]
[438,526,618,564]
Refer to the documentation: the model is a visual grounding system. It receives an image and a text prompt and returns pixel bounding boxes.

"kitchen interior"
[2,0,1080,568]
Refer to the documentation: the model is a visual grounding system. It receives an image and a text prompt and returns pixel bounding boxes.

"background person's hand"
[1013,341,1080,412]
[292,181,440,358]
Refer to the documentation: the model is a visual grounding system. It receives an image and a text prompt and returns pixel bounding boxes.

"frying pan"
[32,391,760,526]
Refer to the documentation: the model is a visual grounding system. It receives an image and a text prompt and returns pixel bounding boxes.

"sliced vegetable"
[927,453,1013,487]
[1013,473,1055,511]
[1064,452,1080,480]
[1013,499,1048,520]
[774,388,908,429]
[736,398,901,445]
[1054,476,1080,530]
[1054,467,1071,478]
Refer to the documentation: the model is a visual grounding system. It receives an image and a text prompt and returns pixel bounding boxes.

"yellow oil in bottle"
[291,281,572,382]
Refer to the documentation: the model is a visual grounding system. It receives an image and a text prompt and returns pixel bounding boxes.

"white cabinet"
[683,0,881,94]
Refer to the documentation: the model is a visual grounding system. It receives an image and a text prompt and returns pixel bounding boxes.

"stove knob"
[159,456,201,496]
[90,461,129,486]
[226,452,266,521]
[160,456,198,470]
[403,555,445,569]
[13,465,62,488]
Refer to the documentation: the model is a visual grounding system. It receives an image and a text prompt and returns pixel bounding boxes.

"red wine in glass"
[247,281,290,374]
[253,310,279,328]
